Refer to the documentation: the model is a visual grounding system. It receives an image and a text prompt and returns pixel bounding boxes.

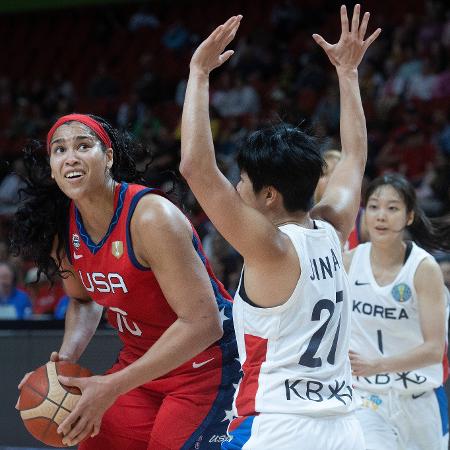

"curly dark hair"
[10,114,159,281]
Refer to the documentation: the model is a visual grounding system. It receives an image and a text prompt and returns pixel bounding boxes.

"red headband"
[46,114,112,153]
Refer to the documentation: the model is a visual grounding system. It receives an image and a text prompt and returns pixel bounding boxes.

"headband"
[46,114,112,153]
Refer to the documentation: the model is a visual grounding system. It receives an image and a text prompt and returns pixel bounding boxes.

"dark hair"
[10,114,153,281]
[237,124,324,212]
[364,173,450,252]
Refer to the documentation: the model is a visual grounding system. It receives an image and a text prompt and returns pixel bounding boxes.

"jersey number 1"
[298,291,343,368]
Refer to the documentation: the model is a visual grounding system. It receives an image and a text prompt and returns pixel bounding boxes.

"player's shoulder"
[415,254,441,279]
[131,193,191,237]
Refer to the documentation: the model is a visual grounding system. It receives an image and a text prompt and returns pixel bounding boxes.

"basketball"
[17,361,92,447]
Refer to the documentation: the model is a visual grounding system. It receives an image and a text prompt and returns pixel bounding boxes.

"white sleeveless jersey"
[349,242,445,394]
[232,220,355,418]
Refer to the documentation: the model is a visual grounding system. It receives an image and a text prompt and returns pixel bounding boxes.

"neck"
[74,179,118,240]
[272,210,314,229]
[370,239,406,268]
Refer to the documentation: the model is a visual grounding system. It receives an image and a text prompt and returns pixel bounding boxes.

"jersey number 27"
[299,291,343,368]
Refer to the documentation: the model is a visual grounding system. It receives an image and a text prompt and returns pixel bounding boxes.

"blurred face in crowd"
[365,184,414,245]
[0,263,14,299]
[49,122,113,201]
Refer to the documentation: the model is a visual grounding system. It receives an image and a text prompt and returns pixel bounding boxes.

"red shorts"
[79,343,239,450]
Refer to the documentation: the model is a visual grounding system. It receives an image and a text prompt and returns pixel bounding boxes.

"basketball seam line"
[43,390,70,440]
[21,384,71,412]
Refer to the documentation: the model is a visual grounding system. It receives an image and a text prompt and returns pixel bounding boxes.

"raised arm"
[180,16,288,263]
[311,4,381,244]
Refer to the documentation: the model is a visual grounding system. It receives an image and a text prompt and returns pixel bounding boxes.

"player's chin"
[59,178,90,199]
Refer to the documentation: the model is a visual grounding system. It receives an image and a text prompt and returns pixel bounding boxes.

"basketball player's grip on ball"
[16,359,92,447]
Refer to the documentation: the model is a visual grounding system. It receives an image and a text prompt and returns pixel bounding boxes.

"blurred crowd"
[0,0,449,320]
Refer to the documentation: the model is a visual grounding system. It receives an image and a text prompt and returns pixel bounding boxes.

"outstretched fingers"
[213,16,241,43]
[218,50,235,65]
[359,11,370,41]
[340,5,349,34]
[364,27,382,49]
[350,4,361,37]
[312,33,331,51]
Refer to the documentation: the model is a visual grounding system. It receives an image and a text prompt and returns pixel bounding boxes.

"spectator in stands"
[24,267,64,317]
[128,5,159,32]
[0,158,26,217]
[162,19,191,51]
[88,63,119,99]
[54,295,70,320]
[0,261,32,319]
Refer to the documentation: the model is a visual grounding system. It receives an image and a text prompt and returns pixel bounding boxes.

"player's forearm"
[180,70,217,182]
[107,314,223,395]
[337,68,367,169]
[58,298,103,362]
[377,341,444,374]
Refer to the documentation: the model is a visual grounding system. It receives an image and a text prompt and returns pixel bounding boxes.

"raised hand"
[190,15,242,75]
[313,4,381,72]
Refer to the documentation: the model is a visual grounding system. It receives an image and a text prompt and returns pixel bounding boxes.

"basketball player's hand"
[190,15,242,75]
[349,350,381,377]
[312,4,381,72]
[15,352,71,408]
[56,374,116,446]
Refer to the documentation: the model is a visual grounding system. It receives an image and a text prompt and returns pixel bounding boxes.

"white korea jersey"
[232,221,355,418]
[349,242,445,394]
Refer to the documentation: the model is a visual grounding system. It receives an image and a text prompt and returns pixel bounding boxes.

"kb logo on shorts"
[391,283,412,303]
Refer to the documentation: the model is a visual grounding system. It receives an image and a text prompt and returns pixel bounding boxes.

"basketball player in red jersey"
[13,114,239,449]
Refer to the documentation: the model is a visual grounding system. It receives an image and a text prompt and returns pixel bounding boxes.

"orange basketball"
[18,361,92,447]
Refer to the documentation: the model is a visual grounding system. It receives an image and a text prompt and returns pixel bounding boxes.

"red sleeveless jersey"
[67,182,234,362]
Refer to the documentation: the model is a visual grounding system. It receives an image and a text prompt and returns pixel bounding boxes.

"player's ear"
[105,147,114,170]
[406,210,414,227]
[265,186,278,207]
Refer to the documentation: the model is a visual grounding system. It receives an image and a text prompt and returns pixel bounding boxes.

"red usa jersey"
[67,182,235,363]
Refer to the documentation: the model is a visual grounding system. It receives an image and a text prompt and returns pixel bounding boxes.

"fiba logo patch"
[391,283,412,303]
[72,234,81,249]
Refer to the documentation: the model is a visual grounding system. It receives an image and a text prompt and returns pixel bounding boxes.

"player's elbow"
[179,154,195,180]
[200,311,223,345]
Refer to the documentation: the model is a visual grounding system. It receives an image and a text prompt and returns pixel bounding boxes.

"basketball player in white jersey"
[345,173,450,450]
[180,5,380,449]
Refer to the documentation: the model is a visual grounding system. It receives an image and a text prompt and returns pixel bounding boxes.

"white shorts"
[222,412,364,450]
[355,386,449,450]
